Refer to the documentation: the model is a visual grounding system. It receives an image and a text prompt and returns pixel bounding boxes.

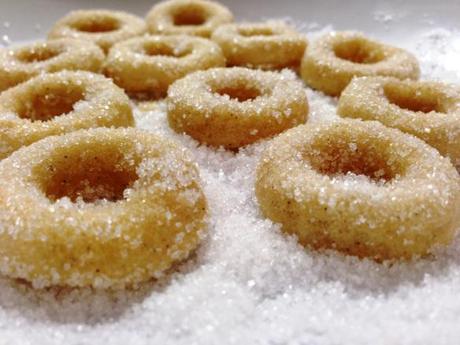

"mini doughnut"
[146,0,233,38]
[104,35,225,98]
[301,31,420,96]
[0,39,104,92]
[0,127,207,289]
[167,67,308,149]
[0,71,133,159]
[255,119,460,261]
[48,10,146,53]
[211,21,307,70]
[338,77,460,167]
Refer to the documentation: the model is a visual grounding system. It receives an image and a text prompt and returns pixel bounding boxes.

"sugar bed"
[1,24,460,345]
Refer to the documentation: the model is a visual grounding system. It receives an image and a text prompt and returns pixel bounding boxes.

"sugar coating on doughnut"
[0,71,133,159]
[48,10,146,53]
[256,119,460,260]
[0,39,104,92]
[104,35,225,98]
[211,21,307,70]
[301,31,420,96]
[0,127,207,289]
[146,0,233,37]
[338,76,460,167]
[167,67,308,149]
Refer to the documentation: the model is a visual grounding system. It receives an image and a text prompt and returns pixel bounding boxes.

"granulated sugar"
[1,25,460,345]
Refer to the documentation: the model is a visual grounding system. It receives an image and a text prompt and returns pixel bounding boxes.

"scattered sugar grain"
[1,25,460,345]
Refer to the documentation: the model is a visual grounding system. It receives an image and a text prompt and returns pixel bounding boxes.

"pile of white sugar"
[1,22,460,345]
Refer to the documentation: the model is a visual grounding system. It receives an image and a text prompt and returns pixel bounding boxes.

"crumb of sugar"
[1,23,460,345]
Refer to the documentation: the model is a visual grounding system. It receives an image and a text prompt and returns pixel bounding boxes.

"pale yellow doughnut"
[0,127,207,289]
[0,71,133,159]
[212,21,307,70]
[0,39,104,92]
[104,35,225,98]
[146,0,233,37]
[301,31,420,96]
[48,10,146,53]
[167,67,308,149]
[256,119,460,261]
[338,77,460,167]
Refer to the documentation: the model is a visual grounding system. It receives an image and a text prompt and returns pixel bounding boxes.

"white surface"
[0,0,458,43]
[1,1,460,345]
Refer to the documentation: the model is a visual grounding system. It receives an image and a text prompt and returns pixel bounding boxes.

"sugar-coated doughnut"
[48,10,146,53]
[211,21,307,70]
[167,67,308,149]
[0,127,208,289]
[301,31,420,96]
[255,119,460,261]
[146,0,233,37]
[104,35,225,98]
[338,77,460,167]
[0,39,104,92]
[0,71,133,159]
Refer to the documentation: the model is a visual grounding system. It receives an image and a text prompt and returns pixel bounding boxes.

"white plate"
[1,1,460,345]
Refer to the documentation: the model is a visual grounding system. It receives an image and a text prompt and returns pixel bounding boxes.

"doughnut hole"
[172,5,208,26]
[333,38,386,64]
[15,46,61,63]
[238,27,275,37]
[72,16,120,33]
[215,85,261,102]
[383,82,447,113]
[42,147,139,203]
[142,41,191,58]
[304,135,404,182]
[211,78,264,102]
[13,83,85,122]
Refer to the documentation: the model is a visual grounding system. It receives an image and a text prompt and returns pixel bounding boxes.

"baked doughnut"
[167,67,308,149]
[211,21,307,70]
[0,127,207,289]
[48,10,146,53]
[0,39,104,92]
[255,119,460,261]
[301,31,420,96]
[338,77,460,167]
[146,0,233,37]
[104,35,225,98]
[0,71,133,159]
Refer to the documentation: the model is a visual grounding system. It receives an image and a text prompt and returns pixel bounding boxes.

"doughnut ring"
[0,39,104,92]
[0,127,207,289]
[104,35,225,98]
[300,31,420,96]
[255,119,460,261]
[211,21,307,70]
[167,67,309,149]
[146,0,233,38]
[0,71,133,159]
[338,77,460,167]
[48,10,146,53]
